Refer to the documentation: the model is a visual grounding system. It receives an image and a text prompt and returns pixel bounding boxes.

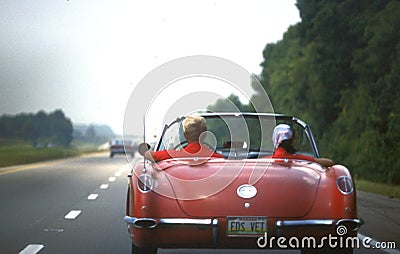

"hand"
[315,158,334,167]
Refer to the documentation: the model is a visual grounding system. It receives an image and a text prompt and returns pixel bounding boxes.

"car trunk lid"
[160,158,321,218]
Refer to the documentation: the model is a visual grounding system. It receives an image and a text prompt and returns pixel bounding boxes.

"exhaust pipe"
[134,218,157,229]
[124,216,157,229]
[336,219,364,231]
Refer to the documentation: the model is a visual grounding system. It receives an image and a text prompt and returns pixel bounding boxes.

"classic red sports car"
[124,113,362,254]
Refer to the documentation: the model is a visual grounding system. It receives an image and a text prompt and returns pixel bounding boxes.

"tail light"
[336,176,353,194]
[137,174,153,193]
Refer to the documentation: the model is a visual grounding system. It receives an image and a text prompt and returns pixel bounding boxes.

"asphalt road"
[0,154,398,254]
[0,153,131,254]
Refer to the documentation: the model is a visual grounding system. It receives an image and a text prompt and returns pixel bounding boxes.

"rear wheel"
[131,243,157,254]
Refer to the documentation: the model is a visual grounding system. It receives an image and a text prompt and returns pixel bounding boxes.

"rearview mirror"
[138,142,151,156]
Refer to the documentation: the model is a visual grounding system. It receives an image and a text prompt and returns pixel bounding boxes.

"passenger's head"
[272,124,293,148]
[183,116,207,143]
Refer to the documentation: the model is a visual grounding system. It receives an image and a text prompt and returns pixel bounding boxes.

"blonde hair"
[183,116,207,142]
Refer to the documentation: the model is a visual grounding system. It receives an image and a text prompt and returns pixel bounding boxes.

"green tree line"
[0,110,73,147]
[209,0,399,184]
[257,0,400,184]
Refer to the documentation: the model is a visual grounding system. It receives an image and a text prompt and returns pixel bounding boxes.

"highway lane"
[0,153,132,254]
[0,154,398,254]
[356,191,400,253]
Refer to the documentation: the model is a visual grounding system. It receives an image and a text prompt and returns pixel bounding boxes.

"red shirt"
[272,147,315,162]
[152,142,224,162]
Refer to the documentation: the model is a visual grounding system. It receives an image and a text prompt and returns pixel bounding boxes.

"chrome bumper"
[124,216,219,245]
[124,216,218,228]
[125,216,363,230]
[124,216,363,238]
[276,218,364,231]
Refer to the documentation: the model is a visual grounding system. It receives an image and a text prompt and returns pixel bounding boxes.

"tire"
[126,186,130,215]
[131,243,157,254]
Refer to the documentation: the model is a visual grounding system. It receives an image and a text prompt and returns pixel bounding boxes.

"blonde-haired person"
[272,124,334,167]
[144,116,224,162]
[182,115,207,143]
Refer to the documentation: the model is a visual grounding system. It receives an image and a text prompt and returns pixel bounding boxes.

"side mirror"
[138,142,151,156]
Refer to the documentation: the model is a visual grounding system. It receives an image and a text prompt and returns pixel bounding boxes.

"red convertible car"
[124,113,362,253]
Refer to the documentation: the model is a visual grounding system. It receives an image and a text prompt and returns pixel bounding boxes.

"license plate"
[226,216,267,236]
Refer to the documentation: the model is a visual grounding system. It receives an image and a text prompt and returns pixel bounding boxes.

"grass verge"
[0,145,83,168]
[355,178,400,199]
[0,139,101,168]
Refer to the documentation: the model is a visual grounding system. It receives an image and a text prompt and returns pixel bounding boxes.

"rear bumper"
[276,218,364,231]
[124,216,218,228]
[124,216,363,248]
[124,216,363,231]
[110,148,125,154]
[124,216,220,247]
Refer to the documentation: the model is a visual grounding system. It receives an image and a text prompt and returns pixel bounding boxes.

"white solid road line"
[19,244,44,254]
[87,194,99,200]
[64,210,82,220]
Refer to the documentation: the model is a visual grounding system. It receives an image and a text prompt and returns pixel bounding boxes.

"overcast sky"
[0,0,300,135]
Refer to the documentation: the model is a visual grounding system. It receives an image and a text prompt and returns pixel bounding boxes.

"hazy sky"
[0,0,300,135]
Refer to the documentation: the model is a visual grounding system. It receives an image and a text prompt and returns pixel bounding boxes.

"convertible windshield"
[157,114,316,159]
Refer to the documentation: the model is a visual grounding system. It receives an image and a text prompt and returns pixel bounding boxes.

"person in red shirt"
[272,124,334,167]
[144,116,224,162]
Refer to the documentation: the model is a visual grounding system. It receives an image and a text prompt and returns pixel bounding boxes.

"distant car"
[109,139,136,158]
[124,113,362,254]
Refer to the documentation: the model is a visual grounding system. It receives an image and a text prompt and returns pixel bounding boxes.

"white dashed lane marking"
[18,164,131,254]
[87,194,99,200]
[119,164,130,172]
[19,244,44,254]
[64,210,81,220]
